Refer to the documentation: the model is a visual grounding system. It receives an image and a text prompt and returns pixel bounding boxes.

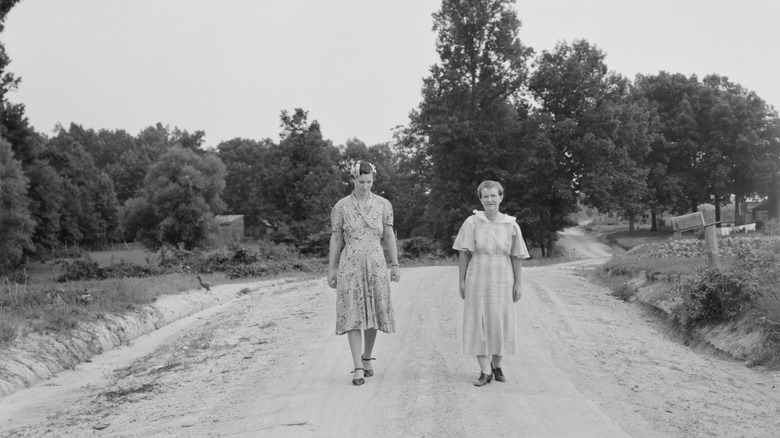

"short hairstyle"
[477,180,504,198]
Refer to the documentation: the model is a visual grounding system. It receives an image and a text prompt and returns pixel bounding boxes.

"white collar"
[473,210,515,224]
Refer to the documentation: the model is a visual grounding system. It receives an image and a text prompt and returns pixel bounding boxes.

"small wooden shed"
[214,215,245,240]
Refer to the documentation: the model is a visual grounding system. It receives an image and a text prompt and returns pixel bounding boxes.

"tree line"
[2,0,780,271]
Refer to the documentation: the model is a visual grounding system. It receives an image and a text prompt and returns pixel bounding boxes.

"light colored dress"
[331,193,396,335]
[452,210,530,355]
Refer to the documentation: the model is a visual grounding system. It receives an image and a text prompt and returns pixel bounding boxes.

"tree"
[0,0,39,166]
[512,114,579,255]
[0,137,34,271]
[24,161,63,250]
[410,0,533,245]
[634,72,702,219]
[266,109,343,253]
[42,129,119,248]
[121,146,226,250]
[217,137,276,234]
[390,125,432,238]
[527,40,651,240]
[635,72,778,224]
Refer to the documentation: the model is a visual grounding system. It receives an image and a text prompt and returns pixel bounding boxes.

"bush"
[761,218,780,236]
[57,258,163,282]
[678,267,755,325]
[0,313,20,344]
[401,237,437,258]
[677,241,779,327]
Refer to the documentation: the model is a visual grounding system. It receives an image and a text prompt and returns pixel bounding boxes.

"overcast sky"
[4,0,779,148]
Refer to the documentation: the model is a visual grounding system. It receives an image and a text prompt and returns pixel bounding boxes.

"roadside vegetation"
[592,220,780,369]
[0,236,467,346]
[0,240,327,345]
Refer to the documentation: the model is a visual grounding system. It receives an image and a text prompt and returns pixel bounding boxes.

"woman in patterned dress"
[327,162,401,386]
[452,180,530,387]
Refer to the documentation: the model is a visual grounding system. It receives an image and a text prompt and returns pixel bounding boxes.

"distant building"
[246,218,273,238]
[734,199,764,224]
[214,215,245,240]
[750,200,772,223]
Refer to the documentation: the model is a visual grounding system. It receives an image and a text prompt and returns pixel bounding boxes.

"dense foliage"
[0,0,779,270]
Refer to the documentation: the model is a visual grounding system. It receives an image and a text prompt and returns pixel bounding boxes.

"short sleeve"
[510,222,531,259]
[382,199,394,227]
[452,217,476,252]
[331,202,344,233]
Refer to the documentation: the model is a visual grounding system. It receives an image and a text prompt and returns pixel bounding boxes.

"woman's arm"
[458,251,471,299]
[327,231,343,289]
[383,225,401,282]
[511,256,523,302]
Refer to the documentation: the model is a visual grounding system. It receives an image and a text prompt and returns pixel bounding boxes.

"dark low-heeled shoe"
[352,368,365,386]
[362,356,376,377]
[491,362,506,382]
[473,372,493,387]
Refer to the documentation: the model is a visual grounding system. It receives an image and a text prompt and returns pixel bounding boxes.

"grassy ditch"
[592,226,780,369]
[0,241,326,345]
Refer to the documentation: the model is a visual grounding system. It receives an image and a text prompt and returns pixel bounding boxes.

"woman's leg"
[474,355,493,386]
[477,355,491,374]
[363,329,377,373]
[491,354,506,382]
[347,330,364,379]
[491,354,502,369]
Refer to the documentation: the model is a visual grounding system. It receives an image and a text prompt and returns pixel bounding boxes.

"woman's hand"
[390,265,401,282]
[327,270,337,289]
[460,280,466,300]
[512,281,522,302]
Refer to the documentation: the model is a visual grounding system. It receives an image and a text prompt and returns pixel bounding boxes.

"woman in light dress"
[328,162,401,386]
[453,180,530,386]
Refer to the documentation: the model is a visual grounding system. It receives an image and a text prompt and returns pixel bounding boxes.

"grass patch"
[0,241,330,345]
[0,312,21,343]
[600,256,709,280]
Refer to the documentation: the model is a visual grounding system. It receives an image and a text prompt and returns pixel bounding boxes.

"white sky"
[4,0,779,148]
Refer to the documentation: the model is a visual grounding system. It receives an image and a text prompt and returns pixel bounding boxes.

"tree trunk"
[650,210,658,232]
[734,196,742,226]
[628,217,635,234]
[546,234,555,258]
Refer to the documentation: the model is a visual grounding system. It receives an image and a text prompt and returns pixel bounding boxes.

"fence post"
[704,224,720,269]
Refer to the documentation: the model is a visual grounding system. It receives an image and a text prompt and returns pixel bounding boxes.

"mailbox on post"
[670,212,705,233]
[670,211,721,268]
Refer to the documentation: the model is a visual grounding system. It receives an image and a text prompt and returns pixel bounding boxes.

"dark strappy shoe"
[351,368,365,386]
[473,372,493,387]
[491,362,506,382]
[362,356,376,377]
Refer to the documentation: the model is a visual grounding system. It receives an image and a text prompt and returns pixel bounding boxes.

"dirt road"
[2,228,780,437]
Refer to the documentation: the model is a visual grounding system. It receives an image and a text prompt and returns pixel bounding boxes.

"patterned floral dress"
[452,211,530,355]
[331,193,396,335]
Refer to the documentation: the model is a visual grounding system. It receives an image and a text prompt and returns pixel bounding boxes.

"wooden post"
[704,224,720,269]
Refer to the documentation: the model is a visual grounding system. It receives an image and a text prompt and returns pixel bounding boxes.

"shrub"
[57,258,163,282]
[401,237,437,258]
[57,258,103,282]
[610,283,635,301]
[678,267,755,325]
[0,313,20,344]
[762,218,780,236]
[677,241,779,327]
